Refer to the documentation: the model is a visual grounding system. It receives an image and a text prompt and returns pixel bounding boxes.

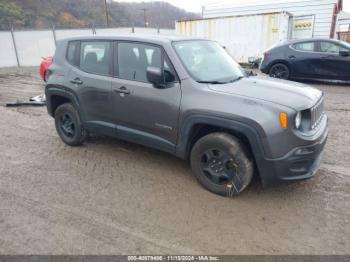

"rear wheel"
[269,63,290,79]
[190,132,254,196]
[54,103,87,146]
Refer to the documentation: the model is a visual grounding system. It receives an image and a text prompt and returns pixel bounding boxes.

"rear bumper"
[259,126,328,186]
[259,59,269,74]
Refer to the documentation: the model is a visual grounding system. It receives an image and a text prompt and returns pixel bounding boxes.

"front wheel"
[43,70,49,82]
[190,133,254,196]
[269,63,290,79]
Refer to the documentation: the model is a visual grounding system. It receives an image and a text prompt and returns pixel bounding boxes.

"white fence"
[0,27,175,68]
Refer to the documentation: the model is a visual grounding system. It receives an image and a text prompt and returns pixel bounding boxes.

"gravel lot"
[0,67,349,255]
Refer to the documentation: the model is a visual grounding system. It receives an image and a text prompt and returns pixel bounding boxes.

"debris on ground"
[29,94,46,103]
[5,94,46,107]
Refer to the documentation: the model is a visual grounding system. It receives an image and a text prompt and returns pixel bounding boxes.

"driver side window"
[117,42,161,83]
[115,42,177,84]
[319,42,348,53]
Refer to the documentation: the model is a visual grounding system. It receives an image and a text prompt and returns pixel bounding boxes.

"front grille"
[310,97,325,130]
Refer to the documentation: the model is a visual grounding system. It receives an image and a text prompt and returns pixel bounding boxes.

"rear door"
[289,41,321,79]
[67,40,114,135]
[111,41,181,153]
[316,41,350,80]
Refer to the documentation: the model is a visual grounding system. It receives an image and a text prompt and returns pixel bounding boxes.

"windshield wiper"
[227,76,244,83]
[198,76,245,84]
[197,80,228,84]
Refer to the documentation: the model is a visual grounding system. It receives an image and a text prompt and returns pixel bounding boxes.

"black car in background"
[260,38,350,81]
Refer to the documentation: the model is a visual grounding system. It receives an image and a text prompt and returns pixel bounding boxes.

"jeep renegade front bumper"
[259,124,328,186]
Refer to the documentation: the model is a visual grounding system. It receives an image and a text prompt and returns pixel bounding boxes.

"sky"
[115,0,350,13]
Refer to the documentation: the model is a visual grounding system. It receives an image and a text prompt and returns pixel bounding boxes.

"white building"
[336,10,350,41]
[203,0,343,39]
[337,11,350,32]
[176,12,292,62]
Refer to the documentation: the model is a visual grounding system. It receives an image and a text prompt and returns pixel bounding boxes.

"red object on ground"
[39,56,53,82]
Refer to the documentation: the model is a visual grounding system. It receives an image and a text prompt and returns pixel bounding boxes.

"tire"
[43,70,48,82]
[54,103,87,146]
[269,63,290,80]
[190,132,254,196]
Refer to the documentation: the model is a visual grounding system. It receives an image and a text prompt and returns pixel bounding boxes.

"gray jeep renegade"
[45,35,328,196]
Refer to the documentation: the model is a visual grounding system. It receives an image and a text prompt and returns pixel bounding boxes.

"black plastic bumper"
[259,127,328,186]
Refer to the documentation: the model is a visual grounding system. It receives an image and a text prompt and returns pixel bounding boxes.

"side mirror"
[146,66,164,88]
[339,50,350,57]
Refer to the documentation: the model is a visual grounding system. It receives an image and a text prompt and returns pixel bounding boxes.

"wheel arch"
[185,123,255,161]
[267,60,292,76]
[175,113,271,182]
[45,85,81,118]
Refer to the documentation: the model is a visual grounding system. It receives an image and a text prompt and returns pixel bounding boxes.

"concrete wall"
[0,27,175,68]
[0,32,18,67]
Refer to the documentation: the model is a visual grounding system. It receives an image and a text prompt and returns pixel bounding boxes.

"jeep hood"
[208,76,322,110]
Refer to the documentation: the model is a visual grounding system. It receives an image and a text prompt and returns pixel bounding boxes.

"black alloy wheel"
[54,103,87,146]
[200,148,238,186]
[269,63,290,79]
[190,132,254,196]
[59,112,75,139]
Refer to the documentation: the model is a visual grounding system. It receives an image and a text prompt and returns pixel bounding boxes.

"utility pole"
[140,8,148,27]
[104,0,110,27]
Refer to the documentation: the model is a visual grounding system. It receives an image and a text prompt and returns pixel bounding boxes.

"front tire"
[269,63,290,79]
[190,132,254,196]
[54,103,87,146]
[43,70,49,82]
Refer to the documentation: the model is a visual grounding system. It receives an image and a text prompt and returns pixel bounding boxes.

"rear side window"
[66,41,79,66]
[79,41,111,76]
[117,42,162,82]
[293,42,314,52]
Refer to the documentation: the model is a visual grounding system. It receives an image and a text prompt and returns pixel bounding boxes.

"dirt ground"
[0,67,349,255]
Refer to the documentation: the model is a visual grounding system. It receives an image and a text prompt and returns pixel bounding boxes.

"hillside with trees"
[0,0,200,30]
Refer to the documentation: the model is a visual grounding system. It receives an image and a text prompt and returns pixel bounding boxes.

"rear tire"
[54,103,87,146]
[269,63,290,79]
[190,132,254,196]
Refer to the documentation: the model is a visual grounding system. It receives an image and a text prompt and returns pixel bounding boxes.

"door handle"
[114,86,130,95]
[70,77,83,85]
[289,55,296,60]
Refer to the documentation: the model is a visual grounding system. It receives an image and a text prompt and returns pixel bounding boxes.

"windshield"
[173,40,245,83]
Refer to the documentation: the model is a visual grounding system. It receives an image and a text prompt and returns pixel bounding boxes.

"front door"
[111,41,181,153]
[317,41,350,81]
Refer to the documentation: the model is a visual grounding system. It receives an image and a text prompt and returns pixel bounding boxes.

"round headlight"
[295,111,302,129]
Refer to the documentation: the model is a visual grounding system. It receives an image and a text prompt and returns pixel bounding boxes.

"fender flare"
[45,85,83,119]
[175,112,272,183]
